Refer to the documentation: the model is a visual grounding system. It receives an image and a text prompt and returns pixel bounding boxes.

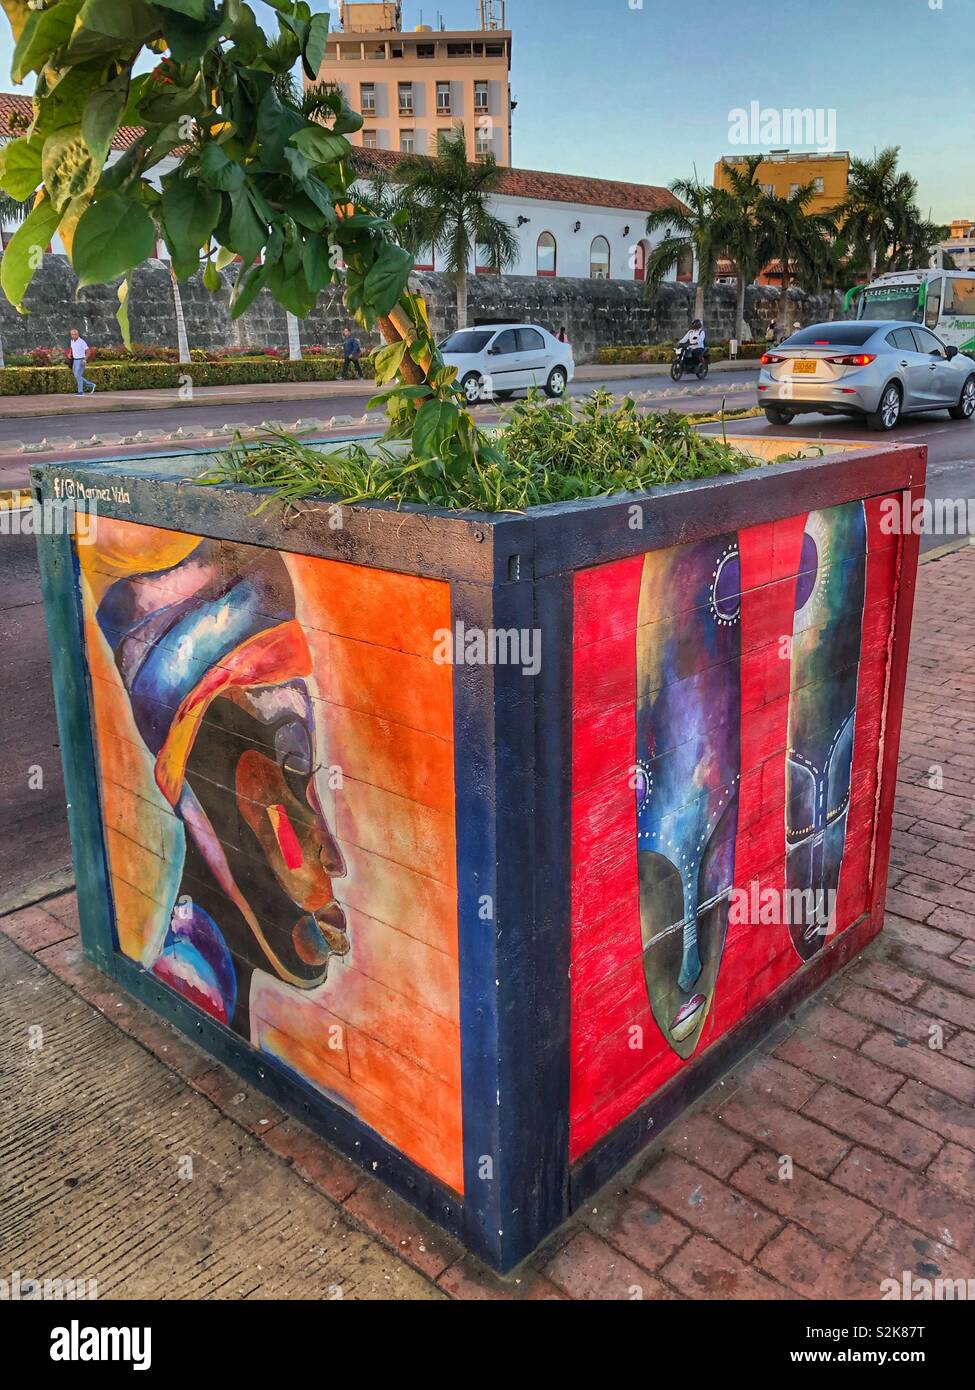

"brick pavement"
[3,546,974,1300]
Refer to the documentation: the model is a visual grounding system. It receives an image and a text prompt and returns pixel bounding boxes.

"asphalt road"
[0,384,972,912]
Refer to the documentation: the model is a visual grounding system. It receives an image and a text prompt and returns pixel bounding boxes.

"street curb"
[918,537,972,564]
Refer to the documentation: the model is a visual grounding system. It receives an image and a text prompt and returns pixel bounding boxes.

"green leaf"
[199,141,245,192]
[152,0,210,17]
[302,234,334,292]
[229,257,270,320]
[116,273,132,348]
[362,240,414,319]
[303,11,330,80]
[203,257,222,292]
[256,88,304,168]
[0,198,63,311]
[161,177,222,278]
[413,398,451,460]
[0,135,42,201]
[12,0,82,83]
[72,193,156,287]
[161,7,228,63]
[137,71,206,124]
[81,77,129,167]
[68,0,158,61]
[228,188,266,265]
[290,124,351,165]
[374,339,408,386]
[265,256,315,317]
[42,126,100,212]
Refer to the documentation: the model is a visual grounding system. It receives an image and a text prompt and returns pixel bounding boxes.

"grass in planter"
[204,389,759,514]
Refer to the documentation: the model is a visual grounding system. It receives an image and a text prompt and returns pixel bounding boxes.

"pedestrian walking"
[341,327,363,380]
[765,322,776,348]
[557,326,568,344]
[68,329,96,395]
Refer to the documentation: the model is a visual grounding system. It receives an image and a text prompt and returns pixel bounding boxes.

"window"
[400,130,415,153]
[441,329,493,353]
[492,329,518,354]
[912,326,947,357]
[475,242,499,274]
[887,328,917,351]
[474,80,489,112]
[475,129,492,157]
[812,177,825,194]
[362,130,378,148]
[417,43,435,58]
[536,231,557,277]
[789,182,800,197]
[942,277,975,317]
[676,246,694,283]
[398,82,413,113]
[787,325,880,346]
[436,129,453,152]
[414,242,435,271]
[360,82,376,112]
[517,328,545,351]
[633,239,651,282]
[590,236,610,279]
[436,81,451,113]
[762,182,775,195]
[924,277,942,329]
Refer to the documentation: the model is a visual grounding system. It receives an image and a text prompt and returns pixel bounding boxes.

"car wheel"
[948,375,975,421]
[696,361,709,380]
[670,363,683,382]
[867,382,902,431]
[545,367,567,398]
[461,372,483,405]
[764,406,794,426]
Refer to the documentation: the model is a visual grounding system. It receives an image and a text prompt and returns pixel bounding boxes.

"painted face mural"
[635,535,742,1057]
[95,538,349,1035]
[785,502,867,959]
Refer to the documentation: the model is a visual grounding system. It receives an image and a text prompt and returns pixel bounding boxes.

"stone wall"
[0,254,843,364]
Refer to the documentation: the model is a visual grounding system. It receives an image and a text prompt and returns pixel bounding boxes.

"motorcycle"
[671,342,710,382]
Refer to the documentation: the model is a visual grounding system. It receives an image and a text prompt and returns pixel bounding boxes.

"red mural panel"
[569,496,902,1162]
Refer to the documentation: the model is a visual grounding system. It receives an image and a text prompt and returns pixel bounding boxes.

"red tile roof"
[353,147,683,214]
[0,93,143,151]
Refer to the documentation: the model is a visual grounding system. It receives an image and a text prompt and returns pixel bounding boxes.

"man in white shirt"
[677,319,707,369]
[69,329,96,395]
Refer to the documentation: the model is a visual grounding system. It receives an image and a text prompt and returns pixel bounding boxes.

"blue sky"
[1,0,971,221]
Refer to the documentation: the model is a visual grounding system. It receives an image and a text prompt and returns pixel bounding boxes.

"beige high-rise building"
[311,2,513,165]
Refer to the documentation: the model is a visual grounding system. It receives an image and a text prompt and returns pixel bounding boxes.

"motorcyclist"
[677,319,707,370]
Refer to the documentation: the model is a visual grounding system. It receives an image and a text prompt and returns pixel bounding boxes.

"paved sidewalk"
[2,545,973,1300]
[0,359,756,420]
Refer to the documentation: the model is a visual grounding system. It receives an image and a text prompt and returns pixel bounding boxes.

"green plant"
[0,1,482,476]
[0,355,371,394]
[205,391,758,513]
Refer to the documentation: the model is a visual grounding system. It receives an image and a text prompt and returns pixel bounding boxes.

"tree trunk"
[286,312,302,361]
[694,281,706,322]
[734,272,747,344]
[0,331,5,371]
[776,267,795,337]
[171,269,191,365]
[456,266,468,332]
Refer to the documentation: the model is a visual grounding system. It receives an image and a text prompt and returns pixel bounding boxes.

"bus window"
[925,277,942,329]
[943,278,975,316]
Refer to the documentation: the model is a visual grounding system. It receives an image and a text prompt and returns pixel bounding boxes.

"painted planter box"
[32,432,924,1273]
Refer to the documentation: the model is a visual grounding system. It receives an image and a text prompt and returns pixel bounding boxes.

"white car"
[439,323,575,404]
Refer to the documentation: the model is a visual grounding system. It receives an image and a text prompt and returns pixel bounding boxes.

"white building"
[1,93,689,284]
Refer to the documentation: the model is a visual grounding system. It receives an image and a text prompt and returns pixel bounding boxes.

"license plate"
[792,359,818,374]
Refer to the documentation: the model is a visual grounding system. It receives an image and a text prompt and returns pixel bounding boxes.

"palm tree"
[394,128,517,329]
[714,157,769,343]
[758,184,831,336]
[837,147,916,279]
[644,179,724,322]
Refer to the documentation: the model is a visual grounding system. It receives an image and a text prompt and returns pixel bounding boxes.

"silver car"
[758,320,975,431]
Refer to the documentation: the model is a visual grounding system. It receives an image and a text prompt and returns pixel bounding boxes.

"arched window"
[676,246,694,283]
[590,235,610,280]
[475,242,499,275]
[633,239,651,282]
[536,231,557,277]
[414,243,435,271]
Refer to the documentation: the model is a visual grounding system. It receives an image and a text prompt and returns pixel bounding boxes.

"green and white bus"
[845,270,975,353]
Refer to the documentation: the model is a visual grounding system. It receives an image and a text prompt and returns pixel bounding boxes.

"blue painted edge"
[32,502,117,975]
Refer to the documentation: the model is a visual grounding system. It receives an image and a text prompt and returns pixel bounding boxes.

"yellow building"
[311,2,514,165]
[714,150,850,213]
